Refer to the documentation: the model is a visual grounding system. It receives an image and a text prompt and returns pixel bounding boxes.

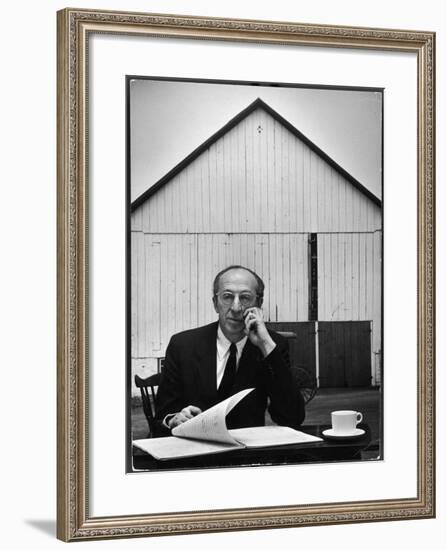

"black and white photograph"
[127,77,383,472]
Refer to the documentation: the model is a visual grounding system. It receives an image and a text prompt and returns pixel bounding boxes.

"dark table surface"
[132,423,377,472]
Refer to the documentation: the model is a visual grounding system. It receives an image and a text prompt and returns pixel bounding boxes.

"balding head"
[212,265,264,306]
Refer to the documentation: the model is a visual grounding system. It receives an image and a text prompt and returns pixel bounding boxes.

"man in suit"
[154,265,305,436]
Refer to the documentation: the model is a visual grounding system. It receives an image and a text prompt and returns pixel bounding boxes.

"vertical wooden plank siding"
[318,321,372,387]
[344,234,353,321]
[317,232,381,323]
[373,230,383,384]
[145,236,160,352]
[135,108,381,235]
[317,231,382,384]
[131,230,138,356]
[131,230,313,365]
[136,230,145,358]
[131,107,382,378]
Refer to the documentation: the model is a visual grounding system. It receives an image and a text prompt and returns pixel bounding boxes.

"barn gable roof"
[131,97,381,212]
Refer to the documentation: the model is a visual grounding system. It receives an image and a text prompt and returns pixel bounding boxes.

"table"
[132,423,376,472]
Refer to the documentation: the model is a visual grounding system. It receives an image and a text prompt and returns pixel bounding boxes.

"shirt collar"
[217,324,247,360]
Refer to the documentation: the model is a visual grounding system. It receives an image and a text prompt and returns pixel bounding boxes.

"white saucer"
[322,428,365,440]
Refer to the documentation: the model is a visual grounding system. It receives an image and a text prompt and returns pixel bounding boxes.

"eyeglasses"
[216,291,258,307]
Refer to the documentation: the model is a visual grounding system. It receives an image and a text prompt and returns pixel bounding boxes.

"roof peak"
[131,97,381,211]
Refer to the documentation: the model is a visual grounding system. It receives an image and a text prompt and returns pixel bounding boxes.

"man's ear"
[257,296,264,308]
[212,296,219,313]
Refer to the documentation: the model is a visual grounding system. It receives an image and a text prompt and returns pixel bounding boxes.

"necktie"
[218,343,237,400]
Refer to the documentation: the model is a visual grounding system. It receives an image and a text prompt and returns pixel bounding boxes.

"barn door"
[318,321,372,388]
[266,322,316,379]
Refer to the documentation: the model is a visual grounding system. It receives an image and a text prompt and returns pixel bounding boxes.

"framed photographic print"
[57,7,435,541]
[128,77,384,472]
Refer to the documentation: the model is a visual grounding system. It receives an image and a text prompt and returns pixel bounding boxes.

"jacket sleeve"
[262,336,306,428]
[153,335,186,436]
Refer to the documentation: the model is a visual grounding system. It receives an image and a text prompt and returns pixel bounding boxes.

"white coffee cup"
[331,410,363,435]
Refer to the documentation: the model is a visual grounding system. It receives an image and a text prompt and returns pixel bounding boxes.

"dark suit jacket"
[154,322,305,436]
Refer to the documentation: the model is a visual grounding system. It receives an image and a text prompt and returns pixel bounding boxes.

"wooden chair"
[290,365,317,404]
[134,372,162,437]
[277,331,317,404]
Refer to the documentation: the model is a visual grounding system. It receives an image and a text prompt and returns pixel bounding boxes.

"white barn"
[131,98,382,390]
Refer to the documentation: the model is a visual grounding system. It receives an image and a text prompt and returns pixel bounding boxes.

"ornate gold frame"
[57,7,435,541]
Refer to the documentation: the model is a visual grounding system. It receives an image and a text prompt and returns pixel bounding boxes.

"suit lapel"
[193,322,218,405]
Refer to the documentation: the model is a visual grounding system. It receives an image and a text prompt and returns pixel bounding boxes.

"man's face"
[213,268,260,341]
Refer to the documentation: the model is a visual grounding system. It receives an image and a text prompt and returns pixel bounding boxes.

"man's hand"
[243,307,276,358]
[168,405,202,429]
